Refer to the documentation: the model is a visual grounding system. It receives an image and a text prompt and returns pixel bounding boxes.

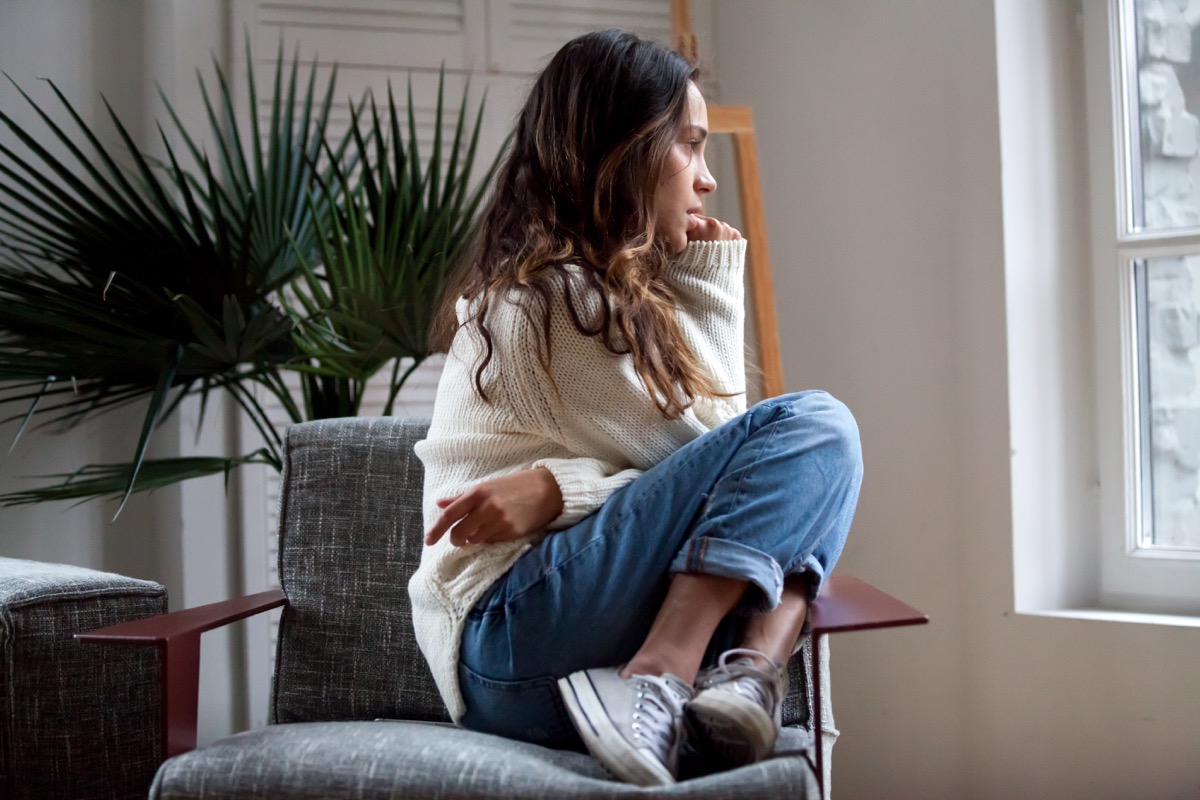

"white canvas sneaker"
[558,667,693,786]
[687,648,786,767]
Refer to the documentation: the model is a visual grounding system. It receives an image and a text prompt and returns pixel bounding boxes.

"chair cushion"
[150,721,818,799]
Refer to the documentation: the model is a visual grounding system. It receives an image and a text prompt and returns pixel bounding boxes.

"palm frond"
[0,450,277,508]
[0,53,507,512]
[279,70,507,420]
[0,47,342,510]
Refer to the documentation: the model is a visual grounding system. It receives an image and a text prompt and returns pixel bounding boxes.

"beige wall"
[713,1,1200,798]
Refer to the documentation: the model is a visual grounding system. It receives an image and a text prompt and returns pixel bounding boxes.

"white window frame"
[1085,0,1200,615]
[1000,0,1200,626]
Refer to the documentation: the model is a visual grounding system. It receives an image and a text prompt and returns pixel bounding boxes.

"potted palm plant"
[0,45,502,515]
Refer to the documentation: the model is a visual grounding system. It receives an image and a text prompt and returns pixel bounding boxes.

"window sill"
[1018,608,1200,629]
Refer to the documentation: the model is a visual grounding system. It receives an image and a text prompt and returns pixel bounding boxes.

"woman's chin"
[652,227,689,254]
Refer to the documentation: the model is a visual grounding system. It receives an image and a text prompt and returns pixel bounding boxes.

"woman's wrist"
[532,466,565,525]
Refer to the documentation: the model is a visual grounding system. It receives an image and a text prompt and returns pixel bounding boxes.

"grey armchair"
[83,417,925,799]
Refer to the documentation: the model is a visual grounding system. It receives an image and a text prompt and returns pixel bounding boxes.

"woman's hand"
[687,213,742,243]
[424,467,565,547]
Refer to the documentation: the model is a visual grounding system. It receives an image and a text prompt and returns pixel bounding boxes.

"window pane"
[1139,256,1200,549]
[1130,0,1200,231]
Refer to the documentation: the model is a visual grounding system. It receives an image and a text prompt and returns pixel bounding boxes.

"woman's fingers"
[688,214,741,242]
[423,467,564,548]
[449,515,486,547]
[424,493,472,545]
[426,488,515,547]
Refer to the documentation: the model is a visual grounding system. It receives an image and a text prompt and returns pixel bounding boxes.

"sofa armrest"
[78,589,287,759]
[0,558,167,799]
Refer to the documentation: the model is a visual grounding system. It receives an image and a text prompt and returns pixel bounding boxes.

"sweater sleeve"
[660,239,748,420]
[488,278,703,530]
[529,457,642,529]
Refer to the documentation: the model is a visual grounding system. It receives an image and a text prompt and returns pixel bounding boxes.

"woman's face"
[652,81,717,254]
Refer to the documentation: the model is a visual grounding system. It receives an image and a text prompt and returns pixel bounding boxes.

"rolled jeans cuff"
[794,553,828,601]
[670,536,785,614]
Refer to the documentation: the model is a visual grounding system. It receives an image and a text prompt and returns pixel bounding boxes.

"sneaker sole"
[687,691,776,766]
[558,672,676,786]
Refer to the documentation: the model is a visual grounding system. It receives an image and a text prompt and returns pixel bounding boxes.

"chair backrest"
[272,416,449,724]
[270,415,821,732]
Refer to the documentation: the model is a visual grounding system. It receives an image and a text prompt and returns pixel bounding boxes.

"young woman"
[409,28,862,787]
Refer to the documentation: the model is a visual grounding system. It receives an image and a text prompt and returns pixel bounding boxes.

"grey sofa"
[95,417,873,798]
[0,557,166,799]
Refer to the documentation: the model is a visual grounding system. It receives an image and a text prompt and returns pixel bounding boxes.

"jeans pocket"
[457,660,582,750]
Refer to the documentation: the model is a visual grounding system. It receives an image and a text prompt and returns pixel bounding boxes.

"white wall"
[714,1,1200,798]
[0,0,246,745]
[0,1,161,576]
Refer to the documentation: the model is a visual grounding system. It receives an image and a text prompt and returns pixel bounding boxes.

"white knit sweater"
[409,239,748,721]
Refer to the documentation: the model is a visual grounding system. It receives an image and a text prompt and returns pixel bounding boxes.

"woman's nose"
[696,161,716,194]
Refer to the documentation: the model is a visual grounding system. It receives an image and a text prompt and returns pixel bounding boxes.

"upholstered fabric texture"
[0,557,166,800]
[786,633,836,735]
[151,721,820,799]
[273,416,448,724]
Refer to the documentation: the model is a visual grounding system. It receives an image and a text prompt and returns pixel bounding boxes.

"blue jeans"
[458,390,863,748]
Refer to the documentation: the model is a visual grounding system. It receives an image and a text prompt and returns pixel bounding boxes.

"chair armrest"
[77,589,287,760]
[808,575,927,798]
[809,575,928,636]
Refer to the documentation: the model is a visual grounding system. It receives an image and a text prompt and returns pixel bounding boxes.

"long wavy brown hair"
[434,28,724,419]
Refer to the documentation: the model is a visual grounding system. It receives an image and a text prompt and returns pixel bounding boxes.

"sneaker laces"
[628,674,691,761]
[697,648,784,710]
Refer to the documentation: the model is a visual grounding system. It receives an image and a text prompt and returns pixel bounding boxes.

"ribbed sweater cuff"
[662,238,746,288]
[530,457,608,529]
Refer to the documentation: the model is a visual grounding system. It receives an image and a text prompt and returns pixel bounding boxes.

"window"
[1086,0,1200,614]
[1122,0,1200,554]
